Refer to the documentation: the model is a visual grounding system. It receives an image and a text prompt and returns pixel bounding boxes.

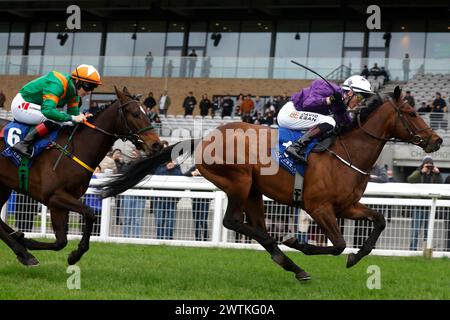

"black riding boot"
[285,123,333,164]
[12,121,61,158]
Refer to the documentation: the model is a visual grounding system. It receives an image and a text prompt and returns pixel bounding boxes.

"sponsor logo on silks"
[19,102,30,110]
[288,112,318,122]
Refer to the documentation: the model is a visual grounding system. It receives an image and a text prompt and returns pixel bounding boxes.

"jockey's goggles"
[80,81,98,92]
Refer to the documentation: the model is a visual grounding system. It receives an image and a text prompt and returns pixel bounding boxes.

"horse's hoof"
[346,253,358,268]
[282,236,297,247]
[67,252,80,265]
[296,271,311,281]
[17,254,39,267]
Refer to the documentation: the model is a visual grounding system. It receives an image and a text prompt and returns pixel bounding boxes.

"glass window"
[9,23,25,46]
[344,32,364,47]
[368,32,385,47]
[238,21,272,57]
[105,22,136,56]
[29,23,45,46]
[275,21,309,58]
[166,22,185,47]
[206,21,239,58]
[0,23,9,56]
[309,21,344,58]
[189,22,207,47]
[388,32,426,59]
[426,33,450,59]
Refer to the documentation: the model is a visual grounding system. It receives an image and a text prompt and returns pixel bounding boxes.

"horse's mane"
[342,93,391,133]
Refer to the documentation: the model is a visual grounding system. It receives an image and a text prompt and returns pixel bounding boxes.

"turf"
[0,241,448,300]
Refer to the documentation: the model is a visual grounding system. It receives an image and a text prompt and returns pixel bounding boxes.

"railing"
[325,64,352,81]
[1,177,449,258]
[0,55,449,81]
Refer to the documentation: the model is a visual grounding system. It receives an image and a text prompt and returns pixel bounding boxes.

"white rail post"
[40,205,47,236]
[212,191,224,244]
[1,203,6,222]
[425,196,437,258]
[100,196,112,241]
[221,195,229,244]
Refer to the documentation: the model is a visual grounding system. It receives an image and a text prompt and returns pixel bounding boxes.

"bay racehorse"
[101,86,442,281]
[0,86,162,266]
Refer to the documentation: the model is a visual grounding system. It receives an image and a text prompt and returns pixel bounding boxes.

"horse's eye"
[409,112,417,117]
[132,111,141,118]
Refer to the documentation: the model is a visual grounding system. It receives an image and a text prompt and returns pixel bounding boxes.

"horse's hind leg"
[0,187,39,266]
[341,202,386,268]
[283,204,346,256]
[230,187,310,281]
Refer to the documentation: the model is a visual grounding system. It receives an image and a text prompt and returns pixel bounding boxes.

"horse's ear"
[114,86,127,102]
[122,86,132,96]
[394,86,402,102]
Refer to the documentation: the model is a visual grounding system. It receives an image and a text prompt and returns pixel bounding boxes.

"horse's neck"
[340,111,391,172]
[72,111,117,168]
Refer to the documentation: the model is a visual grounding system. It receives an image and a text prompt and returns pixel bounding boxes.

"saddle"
[274,127,337,207]
[0,121,60,167]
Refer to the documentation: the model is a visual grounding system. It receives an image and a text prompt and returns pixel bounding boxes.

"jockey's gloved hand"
[71,113,87,123]
[330,92,342,103]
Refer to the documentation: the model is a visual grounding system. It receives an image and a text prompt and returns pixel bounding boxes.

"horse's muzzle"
[424,136,442,153]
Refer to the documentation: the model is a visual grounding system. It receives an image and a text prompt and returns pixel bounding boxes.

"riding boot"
[12,121,60,158]
[285,123,333,164]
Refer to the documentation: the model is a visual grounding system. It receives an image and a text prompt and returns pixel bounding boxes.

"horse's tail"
[100,138,200,198]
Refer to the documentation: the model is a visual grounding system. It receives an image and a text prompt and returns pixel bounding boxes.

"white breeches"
[277,101,336,130]
[11,93,72,126]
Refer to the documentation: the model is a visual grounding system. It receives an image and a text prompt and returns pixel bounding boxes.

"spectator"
[221,95,234,117]
[253,95,264,116]
[369,63,381,78]
[212,96,222,117]
[403,91,415,109]
[297,209,313,244]
[380,67,389,83]
[187,49,198,78]
[201,56,212,78]
[240,94,254,118]
[153,160,183,240]
[145,51,154,77]
[121,149,146,238]
[158,90,171,116]
[430,92,447,130]
[199,94,212,117]
[417,101,432,113]
[360,65,369,78]
[84,165,102,236]
[402,53,410,82]
[165,59,173,77]
[235,93,244,116]
[0,90,5,109]
[354,163,388,248]
[99,149,116,174]
[183,91,197,116]
[407,156,442,251]
[145,105,161,124]
[112,148,126,173]
[143,92,156,110]
[187,167,210,241]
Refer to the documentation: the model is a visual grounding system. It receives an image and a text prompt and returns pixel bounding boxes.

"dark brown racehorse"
[101,87,442,281]
[0,86,162,266]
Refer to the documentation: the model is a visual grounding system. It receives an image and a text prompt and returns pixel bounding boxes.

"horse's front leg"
[48,190,96,265]
[341,202,386,268]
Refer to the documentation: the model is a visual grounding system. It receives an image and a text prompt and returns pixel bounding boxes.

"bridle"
[83,99,154,147]
[356,98,433,146]
[325,97,434,177]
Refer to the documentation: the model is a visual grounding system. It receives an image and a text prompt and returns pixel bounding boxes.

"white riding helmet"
[342,75,374,95]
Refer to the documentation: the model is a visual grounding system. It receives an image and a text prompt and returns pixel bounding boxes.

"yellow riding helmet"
[71,64,102,85]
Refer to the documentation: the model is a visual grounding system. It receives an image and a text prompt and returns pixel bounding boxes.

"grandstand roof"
[0,0,449,23]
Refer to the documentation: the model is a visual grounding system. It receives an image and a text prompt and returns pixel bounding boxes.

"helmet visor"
[80,81,98,92]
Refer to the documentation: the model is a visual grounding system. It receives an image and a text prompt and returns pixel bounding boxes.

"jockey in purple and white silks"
[278,75,374,164]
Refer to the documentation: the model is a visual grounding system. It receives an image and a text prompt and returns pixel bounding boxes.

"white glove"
[71,113,87,123]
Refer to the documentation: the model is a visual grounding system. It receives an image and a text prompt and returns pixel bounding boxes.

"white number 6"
[7,128,22,146]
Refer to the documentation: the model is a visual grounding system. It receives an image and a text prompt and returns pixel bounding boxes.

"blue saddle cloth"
[272,127,318,177]
[1,121,59,167]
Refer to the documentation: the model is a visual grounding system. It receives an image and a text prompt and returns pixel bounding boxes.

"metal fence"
[1,177,450,258]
